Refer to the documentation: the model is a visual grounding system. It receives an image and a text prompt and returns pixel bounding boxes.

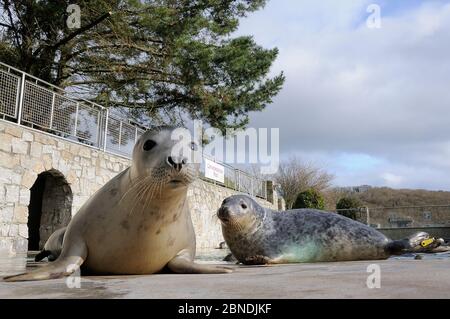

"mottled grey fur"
[218,195,442,265]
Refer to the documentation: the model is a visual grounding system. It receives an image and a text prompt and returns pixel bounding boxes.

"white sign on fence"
[204,158,225,183]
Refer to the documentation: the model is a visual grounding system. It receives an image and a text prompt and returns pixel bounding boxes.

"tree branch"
[3,1,21,47]
[52,11,112,50]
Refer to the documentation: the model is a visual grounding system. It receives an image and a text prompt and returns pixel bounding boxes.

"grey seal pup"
[218,195,446,264]
[5,126,231,281]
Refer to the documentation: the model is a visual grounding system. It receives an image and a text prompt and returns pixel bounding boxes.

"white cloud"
[236,0,450,190]
[381,172,404,187]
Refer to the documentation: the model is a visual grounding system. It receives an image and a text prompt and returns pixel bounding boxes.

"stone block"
[30,142,43,158]
[8,224,18,236]
[0,152,19,169]
[34,134,55,145]
[42,154,52,170]
[18,224,28,238]
[32,162,45,174]
[5,125,22,137]
[66,170,78,184]
[14,205,28,223]
[57,141,65,150]
[61,150,72,161]
[22,131,34,141]
[42,145,54,154]
[10,169,22,184]
[5,185,19,203]
[0,134,12,152]
[69,144,80,155]
[11,138,28,154]
[18,188,30,206]
[19,156,35,170]
[0,223,10,237]
[21,170,37,188]
[0,206,14,222]
[0,238,14,256]
[79,147,91,158]
[0,167,11,183]
[13,237,28,254]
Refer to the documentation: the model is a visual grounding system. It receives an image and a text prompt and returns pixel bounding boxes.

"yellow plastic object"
[420,238,435,247]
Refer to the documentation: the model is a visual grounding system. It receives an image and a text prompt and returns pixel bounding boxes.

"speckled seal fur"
[218,195,431,265]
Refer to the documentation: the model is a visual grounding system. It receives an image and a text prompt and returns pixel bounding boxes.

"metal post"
[134,127,138,143]
[16,71,26,125]
[96,109,101,148]
[73,103,79,137]
[366,207,370,226]
[103,109,109,152]
[14,76,20,119]
[49,93,55,129]
[118,121,123,151]
[237,169,240,192]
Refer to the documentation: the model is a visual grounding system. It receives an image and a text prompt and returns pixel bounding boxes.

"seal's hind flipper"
[34,250,51,262]
[167,255,233,274]
[3,255,84,282]
[385,232,445,255]
[4,241,87,282]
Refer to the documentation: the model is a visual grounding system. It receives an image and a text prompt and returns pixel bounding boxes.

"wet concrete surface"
[0,250,449,299]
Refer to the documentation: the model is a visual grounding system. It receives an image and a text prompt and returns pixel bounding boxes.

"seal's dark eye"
[190,142,198,151]
[241,203,247,209]
[143,140,157,151]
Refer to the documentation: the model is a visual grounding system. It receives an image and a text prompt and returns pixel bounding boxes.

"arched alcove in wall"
[27,169,73,250]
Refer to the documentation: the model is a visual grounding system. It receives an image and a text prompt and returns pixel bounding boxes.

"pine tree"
[0,0,284,129]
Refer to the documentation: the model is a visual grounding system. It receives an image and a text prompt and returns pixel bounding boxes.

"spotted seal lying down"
[218,195,449,265]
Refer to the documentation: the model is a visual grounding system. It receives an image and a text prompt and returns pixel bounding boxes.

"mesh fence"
[76,103,101,146]
[22,81,53,128]
[0,62,268,199]
[0,69,20,117]
[52,93,77,136]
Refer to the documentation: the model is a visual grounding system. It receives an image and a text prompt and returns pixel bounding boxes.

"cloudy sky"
[235,0,450,190]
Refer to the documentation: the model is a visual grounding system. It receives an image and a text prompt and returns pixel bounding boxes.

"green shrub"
[293,189,325,210]
[336,197,362,220]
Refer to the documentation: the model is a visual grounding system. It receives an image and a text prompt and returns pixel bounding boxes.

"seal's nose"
[167,156,187,171]
[217,206,231,222]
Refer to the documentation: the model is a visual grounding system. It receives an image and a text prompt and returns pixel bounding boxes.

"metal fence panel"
[52,93,77,136]
[105,116,122,154]
[0,70,20,118]
[76,103,101,146]
[22,81,53,128]
[119,121,137,155]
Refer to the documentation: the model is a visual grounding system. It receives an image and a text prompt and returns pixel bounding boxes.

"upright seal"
[218,195,447,264]
[5,127,231,281]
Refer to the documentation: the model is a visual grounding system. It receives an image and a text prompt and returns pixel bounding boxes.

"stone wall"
[0,120,281,255]
[0,121,130,255]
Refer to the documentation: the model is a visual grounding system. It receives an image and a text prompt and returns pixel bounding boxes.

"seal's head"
[218,195,265,232]
[131,126,200,193]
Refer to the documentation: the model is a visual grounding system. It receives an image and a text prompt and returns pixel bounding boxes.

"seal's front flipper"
[167,255,233,274]
[3,242,87,282]
[34,250,52,262]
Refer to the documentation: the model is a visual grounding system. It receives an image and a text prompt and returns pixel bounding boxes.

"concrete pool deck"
[0,256,449,299]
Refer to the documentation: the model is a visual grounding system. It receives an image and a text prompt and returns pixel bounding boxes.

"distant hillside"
[324,186,450,209]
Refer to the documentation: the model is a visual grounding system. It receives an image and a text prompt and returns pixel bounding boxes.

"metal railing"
[200,154,267,199]
[0,62,268,199]
[335,205,450,228]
